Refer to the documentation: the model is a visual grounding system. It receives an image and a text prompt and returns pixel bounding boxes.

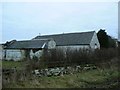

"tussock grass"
[3,68,119,88]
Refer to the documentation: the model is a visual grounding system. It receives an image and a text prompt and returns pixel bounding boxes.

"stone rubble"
[32,64,97,77]
[2,64,97,77]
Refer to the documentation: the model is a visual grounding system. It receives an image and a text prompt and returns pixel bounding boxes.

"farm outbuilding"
[33,31,100,51]
[2,31,100,61]
[2,39,56,61]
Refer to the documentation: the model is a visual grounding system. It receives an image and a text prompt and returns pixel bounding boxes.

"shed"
[3,39,56,61]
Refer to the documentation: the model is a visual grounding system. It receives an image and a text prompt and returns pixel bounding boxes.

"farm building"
[33,31,100,50]
[2,31,100,61]
[2,39,56,61]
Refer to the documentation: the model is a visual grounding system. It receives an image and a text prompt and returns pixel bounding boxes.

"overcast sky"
[1,0,119,43]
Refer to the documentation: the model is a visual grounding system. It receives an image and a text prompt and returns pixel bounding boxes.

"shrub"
[41,48,118,67]
[94,48,118,63]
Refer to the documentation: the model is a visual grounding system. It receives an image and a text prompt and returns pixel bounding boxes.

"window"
[95,43,97,49]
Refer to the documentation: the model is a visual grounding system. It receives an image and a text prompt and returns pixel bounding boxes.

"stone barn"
[2,31,100,61]
[33,31,100,51]
[3,39,56,61]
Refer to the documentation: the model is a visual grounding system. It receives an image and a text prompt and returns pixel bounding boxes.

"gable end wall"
[90,32,100,49]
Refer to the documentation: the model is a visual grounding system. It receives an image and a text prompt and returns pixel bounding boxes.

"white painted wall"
[30,49,43,59]
[57,45,90,51]
[90,32,100,49]
[3,49,44,61]
[48,40,56,49]
[4,50,25,61]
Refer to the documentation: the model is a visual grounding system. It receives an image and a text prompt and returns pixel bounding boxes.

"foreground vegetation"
[2,61,25,70]
[2,48,120,88]
[2,64,120,88]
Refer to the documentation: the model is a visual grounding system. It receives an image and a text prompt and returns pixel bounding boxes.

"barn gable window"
[95,43,97,49]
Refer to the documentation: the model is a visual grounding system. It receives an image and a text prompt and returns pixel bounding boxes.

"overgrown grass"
[2,48,119,88]
[4,68,119,88]
[2,61,25,70]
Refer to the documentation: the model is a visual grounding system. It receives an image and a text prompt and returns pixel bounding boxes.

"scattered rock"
[32,64,97,77]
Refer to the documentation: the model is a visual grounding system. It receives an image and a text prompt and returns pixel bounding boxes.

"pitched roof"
[33,31,95,46]
[4,39,49,49]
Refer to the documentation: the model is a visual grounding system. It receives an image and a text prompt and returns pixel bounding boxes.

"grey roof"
[5,39,49,49]
[33,31,95,46]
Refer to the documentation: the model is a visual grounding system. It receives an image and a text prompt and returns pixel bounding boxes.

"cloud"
[2,2,118,43]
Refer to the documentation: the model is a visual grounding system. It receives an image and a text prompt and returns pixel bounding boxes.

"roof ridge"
[39,31,95,37]
[15,39,51,42]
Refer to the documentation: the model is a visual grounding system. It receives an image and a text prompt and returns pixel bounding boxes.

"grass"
[2,60,25,70]
[3,68,120,88]
[2,60,120,88]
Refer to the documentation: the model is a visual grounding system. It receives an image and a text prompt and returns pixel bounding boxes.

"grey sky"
[1,1,118,43]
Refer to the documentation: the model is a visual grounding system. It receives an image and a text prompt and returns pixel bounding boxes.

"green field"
[2,60,120,88]
[2,61,25,70]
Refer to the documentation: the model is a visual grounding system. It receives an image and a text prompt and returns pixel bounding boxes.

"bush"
[94,48,118,63]
[41,48,118,68]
